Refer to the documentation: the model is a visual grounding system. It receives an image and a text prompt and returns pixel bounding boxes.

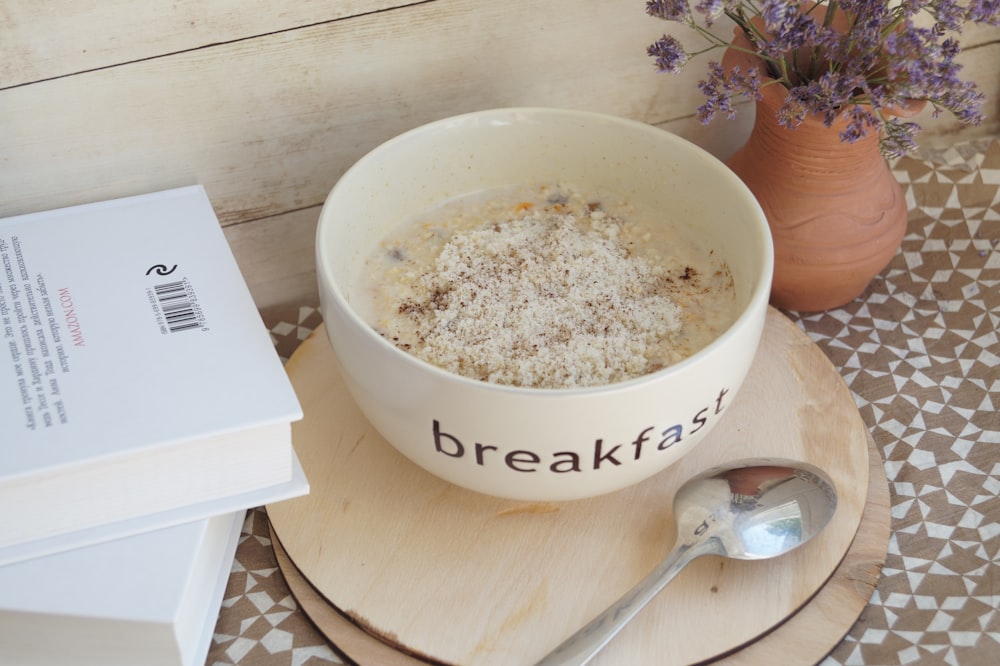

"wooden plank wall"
[3,1,998,312]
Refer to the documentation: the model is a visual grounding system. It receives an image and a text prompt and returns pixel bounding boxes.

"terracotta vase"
[722,46,915,312]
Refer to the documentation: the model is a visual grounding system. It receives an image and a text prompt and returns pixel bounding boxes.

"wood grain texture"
[270,432,889,666]
[6,3,992,225]
[225,64,1000,312]
[0,0,702,223]
[222,112,757,310]
[4,1,996,89]
[222,207,319,312]
[267,308,872,665]
[3,1,997,313]
[0,0,422,87]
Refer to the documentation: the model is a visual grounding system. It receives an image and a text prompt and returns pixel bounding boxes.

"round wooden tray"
[268,307,881,665]
[271,433,887,665]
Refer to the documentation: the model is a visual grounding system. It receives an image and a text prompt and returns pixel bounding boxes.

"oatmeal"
[355,185,737,389]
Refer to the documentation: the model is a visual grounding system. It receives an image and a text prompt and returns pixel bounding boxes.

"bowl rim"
[316,106,774,397]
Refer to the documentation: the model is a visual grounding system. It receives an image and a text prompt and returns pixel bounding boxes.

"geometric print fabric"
[808,139,1000,666]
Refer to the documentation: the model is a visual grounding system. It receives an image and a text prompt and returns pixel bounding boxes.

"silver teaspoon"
[535,459,838,666]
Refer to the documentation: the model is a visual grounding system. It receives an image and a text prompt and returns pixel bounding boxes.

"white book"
[0,510,246,666]
[0,449,309,566]
[0,186,304,562]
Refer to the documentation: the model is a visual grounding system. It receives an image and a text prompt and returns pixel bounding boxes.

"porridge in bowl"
[356,184,738,389]
[316,107,773,500]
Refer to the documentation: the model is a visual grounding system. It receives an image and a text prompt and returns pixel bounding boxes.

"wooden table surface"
[207,138,1000,666]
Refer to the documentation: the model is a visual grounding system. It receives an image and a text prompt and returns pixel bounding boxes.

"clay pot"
[722,41,919,312]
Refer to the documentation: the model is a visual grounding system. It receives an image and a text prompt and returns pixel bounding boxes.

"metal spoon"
[535,459,838,666]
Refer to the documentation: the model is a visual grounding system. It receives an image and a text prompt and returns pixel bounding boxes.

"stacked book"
[0,187,307,666]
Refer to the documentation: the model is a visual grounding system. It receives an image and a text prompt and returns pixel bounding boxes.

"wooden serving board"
[270,432,889,665]
[267,307,872,665]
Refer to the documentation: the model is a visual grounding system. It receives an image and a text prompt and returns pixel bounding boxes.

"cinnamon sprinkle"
[361,186,736,389]
[393,200,682,387]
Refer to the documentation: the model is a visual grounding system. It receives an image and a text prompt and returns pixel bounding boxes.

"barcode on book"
[151,279,207,334]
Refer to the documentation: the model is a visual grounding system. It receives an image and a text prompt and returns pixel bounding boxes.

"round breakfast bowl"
[316,107,773,502]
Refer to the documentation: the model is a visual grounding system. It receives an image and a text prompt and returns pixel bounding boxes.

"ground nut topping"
[357,185,737,389]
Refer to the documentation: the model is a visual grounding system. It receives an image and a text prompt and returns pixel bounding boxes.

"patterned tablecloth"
[207,139,1000,666]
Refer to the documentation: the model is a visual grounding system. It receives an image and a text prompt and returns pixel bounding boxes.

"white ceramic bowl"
[316,108,773,501]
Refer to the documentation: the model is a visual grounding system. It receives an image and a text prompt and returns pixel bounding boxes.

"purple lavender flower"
[643,0,992,155]
[883,28,985,126]
[776,96,807,129]
[880,119,921,158]
[836,1,893,61]
[646,0,988,155]
[758,11,821,63]
[648,35,690,74]
[932,0,966,31]
[840,105,880,144]
[759,0,796,31]
[645,0,690,22]
[935,82,986,124]
[965,0,1000,25]
[694,0,726,25]
[794,71,868,126]
[696,62,735,123]
[697,62,765,123]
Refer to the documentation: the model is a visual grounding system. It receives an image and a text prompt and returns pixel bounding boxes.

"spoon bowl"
[536,459,838,665]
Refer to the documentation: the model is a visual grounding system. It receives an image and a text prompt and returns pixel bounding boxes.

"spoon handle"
[534,539,717,666]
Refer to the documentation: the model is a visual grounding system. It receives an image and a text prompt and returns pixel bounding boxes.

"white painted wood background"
[3,1,998,311]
